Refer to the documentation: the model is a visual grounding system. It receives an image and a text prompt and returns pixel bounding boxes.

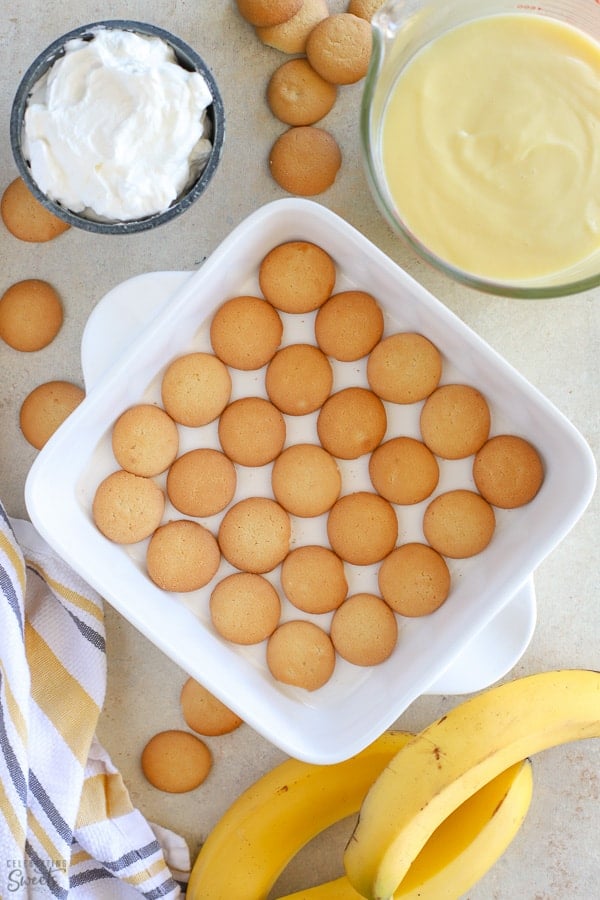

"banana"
[344,669,600,900]
[187,730,415,900]
[278,758,533,900]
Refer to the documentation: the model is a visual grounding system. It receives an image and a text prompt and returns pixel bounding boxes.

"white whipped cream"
[23,28,214,221]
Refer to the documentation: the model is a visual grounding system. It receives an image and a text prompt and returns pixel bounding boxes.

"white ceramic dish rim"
[25,199,596,763]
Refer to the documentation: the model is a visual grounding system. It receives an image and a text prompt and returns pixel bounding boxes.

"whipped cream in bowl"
[10,21,225,233]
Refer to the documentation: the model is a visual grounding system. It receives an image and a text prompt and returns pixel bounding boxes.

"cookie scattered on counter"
[167,448,236,517]
[423,489,496,559]
[146,519,221,592]
[281,544,348,614]
[420,383,491,459]
[19,379,84,449]
[0,279,63,351]
[112,403,179,477]
[306,12,372,84]
[265,343,333,415]
[267,57,338,125]
[235,0,303,27]
[269,125,342,196]
[255,0,329,53]
[1,177,70,242]
[367,332,442,404]
[267,620,336,690]
[327,491,398,565]
[259,240,336,313]
[347,0,384,20]
[235,1,374,194]
[315,290,384,361]
[369,436,439,505]
[473,434,545,508]
[180,677,243,736]
[141,729,212,793]
[271,443,341,516]
[92,470,165,545]
[378,542,451,616]
[209,295,283,370]
[210,572,281,644]
[330,592,398,666]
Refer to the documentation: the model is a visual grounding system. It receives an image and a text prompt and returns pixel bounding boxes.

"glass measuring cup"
[361,0,600,297]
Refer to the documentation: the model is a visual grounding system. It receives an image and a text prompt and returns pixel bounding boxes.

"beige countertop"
[1,2,598,897]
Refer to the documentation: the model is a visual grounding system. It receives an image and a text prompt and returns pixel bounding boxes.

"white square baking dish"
[25,199,596,764]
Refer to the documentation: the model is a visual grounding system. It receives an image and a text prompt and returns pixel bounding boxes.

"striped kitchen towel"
[0,501,189,898]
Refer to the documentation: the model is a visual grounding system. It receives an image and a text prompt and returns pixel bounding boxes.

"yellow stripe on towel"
[28,809,65,868]
[76,772,133,828]
[0,660,28,746]
[124,857,173,887]
[0,776,26,849]
[0,530,26,595]
[25,622,99,765]
[70,848,92,867]
[26,562,103,623]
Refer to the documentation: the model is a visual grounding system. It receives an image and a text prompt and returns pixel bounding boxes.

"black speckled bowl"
[10,20,225,235]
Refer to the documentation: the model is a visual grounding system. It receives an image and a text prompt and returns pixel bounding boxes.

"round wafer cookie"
[256,0,329,54]
[20,380,84,449]
[330,593,398,666]
[420,384,491,459]
[269,126,342,196]
[167,448,236,517]
[235,0,302,27]
[265,343,333,415]
[281,545,348,614]
[368,436,439,505]
[1,177,70,242]
[272,443,341,517]
[367,333,442,404]
[209,572,281,644]
[259,240,336,313]
[210,295,283,370]
[141,730,212,793]
[218,497,291,574]
[347,0,384,20]
[112,404,179,477]
[314,290,384,361]
[473,434,544,508]
[423,489,495,559]
[306,13,372,85]
[218,397,286,467]
[161,352,231,427]
[0,279,63,351]
[378,543,451,616]
[327,491,398,565]
[92,470,165,545]
[317,387,387,459]
[267,58,337,126]
[180,677,243,736]
[146,520,220,592]
[267,620,335,691]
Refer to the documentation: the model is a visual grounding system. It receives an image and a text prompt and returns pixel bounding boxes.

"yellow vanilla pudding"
[381,14,600,283]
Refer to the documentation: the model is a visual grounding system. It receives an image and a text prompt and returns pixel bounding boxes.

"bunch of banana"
[187,732,532,900]
[188,669,600,899]
[188,730,414,899]
[278,758,532,899]
[344,669,600,900]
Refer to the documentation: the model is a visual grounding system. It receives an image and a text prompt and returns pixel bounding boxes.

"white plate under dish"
[80,268,537,698]
[25,199,596,763]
